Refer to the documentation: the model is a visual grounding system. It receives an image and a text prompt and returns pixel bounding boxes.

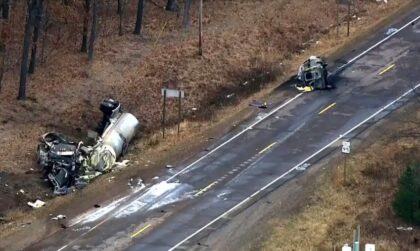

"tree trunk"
[0,42,6,92]
[117,0,121,14]
[88,0,97,61]
[18,0,37,100]
[165,0,177,11]
[133,0,145,35]
[118,0,124,35]
[0,0,10,19]
[182,0,192,30]
[29,0,44,74]
[81,0,90,52]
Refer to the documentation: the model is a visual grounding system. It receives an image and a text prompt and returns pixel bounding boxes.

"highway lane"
[29,8,420,251]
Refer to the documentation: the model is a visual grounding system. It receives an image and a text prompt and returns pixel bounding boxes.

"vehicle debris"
[396,226,413,231]
[386,27,398,35]
[296,56,334,92]
[28,200,46,208]
[113,160,130,170]
[250,100,268,109]
[52,214,66,220]
[37,99,139,195]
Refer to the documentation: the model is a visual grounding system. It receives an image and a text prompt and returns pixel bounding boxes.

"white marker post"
[342,140,351,184]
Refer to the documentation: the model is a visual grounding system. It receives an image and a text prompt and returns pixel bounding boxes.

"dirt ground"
[0,0,412,237]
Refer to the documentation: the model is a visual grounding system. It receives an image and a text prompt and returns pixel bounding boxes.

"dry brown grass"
[260,105,420,251]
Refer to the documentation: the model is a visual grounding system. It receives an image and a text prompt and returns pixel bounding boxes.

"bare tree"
[88,0,97,61]
[133,0,145,35]
[118,0,125,35]
[29,0,44,74]
[117,0,122,14]
[182,0,192,30]
[0,0,10,19]
[165,0,177,11]
[0,41,5,92]
[81,0,91,52]
[18,0,39,100]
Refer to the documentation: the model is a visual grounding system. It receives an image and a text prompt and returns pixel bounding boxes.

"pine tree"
[393,164,420,224]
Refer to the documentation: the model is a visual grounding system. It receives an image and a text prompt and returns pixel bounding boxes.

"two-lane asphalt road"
[28,7,420,251]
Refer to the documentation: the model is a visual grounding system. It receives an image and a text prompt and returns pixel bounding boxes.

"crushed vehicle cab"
[37,99,139,195]
[295,56,334,92]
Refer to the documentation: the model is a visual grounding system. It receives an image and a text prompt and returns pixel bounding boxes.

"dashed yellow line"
[258,142,277,155]
[318,102,336,115]
[379,64,395,75]
[194,181,218,197]
[131,224,151,238]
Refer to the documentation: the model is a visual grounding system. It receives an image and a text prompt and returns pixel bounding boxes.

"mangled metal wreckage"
[37,99,139,195]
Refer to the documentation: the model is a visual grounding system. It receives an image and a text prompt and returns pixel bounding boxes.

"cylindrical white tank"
[101,112,139,157]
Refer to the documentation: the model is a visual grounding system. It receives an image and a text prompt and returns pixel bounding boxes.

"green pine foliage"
[393,164,420,225]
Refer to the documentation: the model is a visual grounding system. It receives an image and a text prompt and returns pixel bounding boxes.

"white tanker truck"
[37,98,139,195]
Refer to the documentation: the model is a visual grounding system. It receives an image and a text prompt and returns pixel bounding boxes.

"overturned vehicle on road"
[295,56,334,92]
[37,99,139,195]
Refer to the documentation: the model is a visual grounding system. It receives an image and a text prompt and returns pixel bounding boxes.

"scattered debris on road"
[296,163,310,171]
[27,200,46,208]
[37,99,139,195]
[386,27,398,35]
[250,100,268,109]
[51,214,66,220]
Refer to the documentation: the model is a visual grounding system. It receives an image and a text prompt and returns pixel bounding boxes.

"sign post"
[161,88,185,138]
[342,140,351,184]
[162,89,167,138]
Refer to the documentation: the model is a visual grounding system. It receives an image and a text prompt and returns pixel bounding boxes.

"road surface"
[28,7,420,251]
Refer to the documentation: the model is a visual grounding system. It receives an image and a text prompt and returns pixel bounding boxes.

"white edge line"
[168,83,420,251]
[337,15,420,70]
[58,14,420,251]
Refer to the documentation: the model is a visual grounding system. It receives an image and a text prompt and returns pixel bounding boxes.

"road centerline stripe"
[194,181,218,197]
[131,224,151,238]
[319,103,336,115]
[379,64,395,75]
[258,142,277,154]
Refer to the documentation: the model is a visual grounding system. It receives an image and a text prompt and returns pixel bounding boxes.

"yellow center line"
[131,224,152,238]
[379,64,395,75]
[318,102,336,115]
[258,142,277,155]
[194,181,218,197]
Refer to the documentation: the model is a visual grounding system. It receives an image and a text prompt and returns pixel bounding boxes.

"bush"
[393,164,420,225]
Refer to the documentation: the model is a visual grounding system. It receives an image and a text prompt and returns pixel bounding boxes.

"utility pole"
[336,0,339,37]
[347,0,351,37]
[198,0,203,56]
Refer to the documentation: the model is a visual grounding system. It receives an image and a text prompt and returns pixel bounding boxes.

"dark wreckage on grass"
[37,98,139,195]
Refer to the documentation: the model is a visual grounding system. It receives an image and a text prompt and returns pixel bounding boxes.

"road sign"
[161,88,185,98]
[161,88,185,138]
[342,141,351,154]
